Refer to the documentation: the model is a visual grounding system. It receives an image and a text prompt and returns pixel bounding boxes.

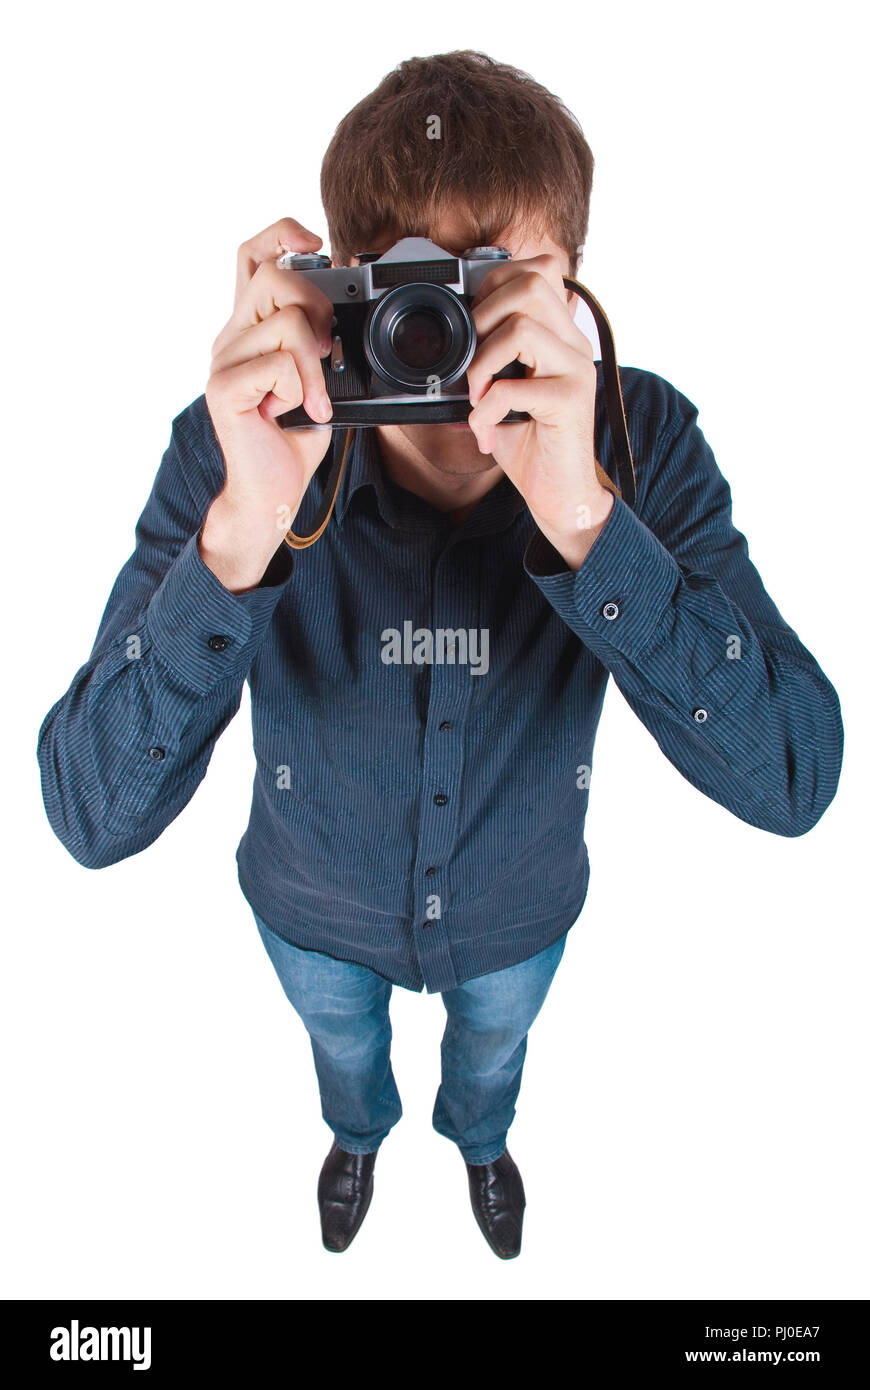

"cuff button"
[601,601,620,620]
[207,634,229,652]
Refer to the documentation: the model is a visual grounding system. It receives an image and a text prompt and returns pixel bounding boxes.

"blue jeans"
[252,909,568,1166]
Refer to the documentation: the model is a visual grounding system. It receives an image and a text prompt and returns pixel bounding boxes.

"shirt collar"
[332,426,527,537]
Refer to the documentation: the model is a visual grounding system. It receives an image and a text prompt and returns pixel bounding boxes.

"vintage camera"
[274,237,528,428]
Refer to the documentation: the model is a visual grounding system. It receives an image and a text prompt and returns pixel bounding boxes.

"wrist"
[199,495,286,594]
[535,486,615,572]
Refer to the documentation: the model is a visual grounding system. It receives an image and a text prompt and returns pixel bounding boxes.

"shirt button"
[601,601,620,620]
[692,708,709,723]
[207,635,229,652]
[148,745,166,760]
[438,721,452,732]
[425,866,437,876]
[433,793,448,806]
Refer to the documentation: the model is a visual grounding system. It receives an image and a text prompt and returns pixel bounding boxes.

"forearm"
[38,528,289,868]
[37,655,243,869]
[525,492,843,836]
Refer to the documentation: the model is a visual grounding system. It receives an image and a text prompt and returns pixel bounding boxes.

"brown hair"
[320,51,594,277]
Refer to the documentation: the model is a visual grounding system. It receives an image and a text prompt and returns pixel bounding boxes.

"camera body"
[274,237,528,428]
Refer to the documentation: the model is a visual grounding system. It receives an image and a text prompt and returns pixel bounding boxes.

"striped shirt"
[36,364,844,992]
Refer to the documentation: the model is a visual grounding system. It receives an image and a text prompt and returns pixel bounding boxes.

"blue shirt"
[36,364,844,992]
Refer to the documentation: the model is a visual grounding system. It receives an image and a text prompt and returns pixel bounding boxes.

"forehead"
[363,207,570,269]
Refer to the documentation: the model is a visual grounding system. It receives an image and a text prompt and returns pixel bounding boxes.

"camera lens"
[364,283,475,392]
[390,309,453,370]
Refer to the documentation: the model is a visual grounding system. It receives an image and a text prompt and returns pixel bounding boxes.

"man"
[37,51,843,1260]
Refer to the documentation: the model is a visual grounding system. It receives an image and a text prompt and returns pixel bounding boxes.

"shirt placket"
[412,532,480,993]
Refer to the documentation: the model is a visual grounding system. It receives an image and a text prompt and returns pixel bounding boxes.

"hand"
[201,217,336,592]
[465,254,615,569]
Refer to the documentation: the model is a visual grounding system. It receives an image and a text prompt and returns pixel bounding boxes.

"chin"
[397,423,498,474]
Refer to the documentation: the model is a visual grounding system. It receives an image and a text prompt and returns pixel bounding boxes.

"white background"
[3,0,867,1300]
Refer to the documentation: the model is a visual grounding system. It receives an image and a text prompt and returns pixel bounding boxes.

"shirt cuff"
[146,531,289,695]
[523,492,682,663]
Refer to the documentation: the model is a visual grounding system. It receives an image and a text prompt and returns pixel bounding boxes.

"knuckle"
[279,297,307,321]
[237,234,259,261]
[486,378,508,403]
[253,257,278,285]
[514,270,551,308]
[276,300,307,327]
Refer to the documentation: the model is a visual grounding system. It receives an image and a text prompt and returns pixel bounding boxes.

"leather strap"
[284,424,355,549]
[283,278,636,548]
[563,277,637,509]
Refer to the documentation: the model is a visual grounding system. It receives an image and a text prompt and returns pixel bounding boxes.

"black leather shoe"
[317,1139,378,1252]
[465,1148,525,1258]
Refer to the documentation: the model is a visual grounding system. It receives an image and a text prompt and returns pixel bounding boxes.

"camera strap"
[283,425,355,549]
[282,278,636,548]
[563,277,637,510]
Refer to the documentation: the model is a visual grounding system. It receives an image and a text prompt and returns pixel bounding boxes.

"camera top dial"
[277,252,332,270]
[461,246,510,260]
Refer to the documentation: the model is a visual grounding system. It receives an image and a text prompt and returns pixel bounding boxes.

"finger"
[207,350,307,421]
[471,252,568,308]
[211,303,332,422]
[234,217,322,307]
[468,376,584,454]
[215,259,335,361]
[472,271,587,353]
[466,315,583,406]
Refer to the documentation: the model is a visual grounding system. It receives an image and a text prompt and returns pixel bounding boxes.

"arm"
[36,395,293,869]
[523,376,844,837]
